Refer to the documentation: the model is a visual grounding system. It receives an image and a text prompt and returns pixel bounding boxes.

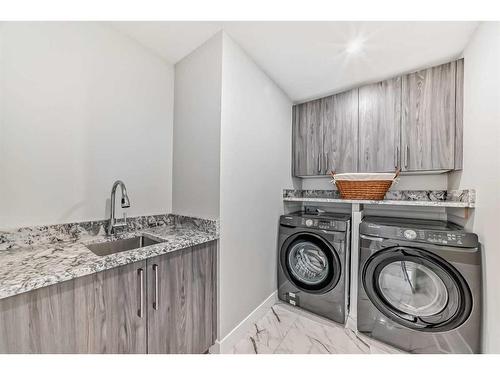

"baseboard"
[210,290,278,354]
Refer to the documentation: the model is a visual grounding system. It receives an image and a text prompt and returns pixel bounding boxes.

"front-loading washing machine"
[278,211,351,324]
[358,216,481,353]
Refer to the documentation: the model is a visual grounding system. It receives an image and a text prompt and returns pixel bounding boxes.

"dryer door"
[362,246,472,332]
[281,232,341,294]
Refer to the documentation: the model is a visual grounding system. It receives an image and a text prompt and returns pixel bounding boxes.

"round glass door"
[378,261,449,316]
[281,233,341,294]
[287,241,330,285]
[362,247,472,332]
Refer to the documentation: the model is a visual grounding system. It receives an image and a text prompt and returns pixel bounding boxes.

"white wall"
[0,22,174,228]
[170,32,296,340]
[448,22,500,353]
[172,32,222,220]
[218,33,295,338]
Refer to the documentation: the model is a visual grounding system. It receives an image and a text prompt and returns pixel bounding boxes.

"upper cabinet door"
[322,89,359,173]
[292,100,323,176]
[358,77,402,172]
[402,61,456,171]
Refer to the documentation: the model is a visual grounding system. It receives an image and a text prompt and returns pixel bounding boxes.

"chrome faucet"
[107,180,130,235]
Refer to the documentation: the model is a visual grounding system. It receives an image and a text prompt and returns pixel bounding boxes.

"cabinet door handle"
[137,268,144,318]
[324,152,328,174]
[395,146,399,168]
[317,154,321,173]
[152,264,159,310]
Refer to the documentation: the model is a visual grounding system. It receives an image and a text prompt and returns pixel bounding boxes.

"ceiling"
[111,21,479,102]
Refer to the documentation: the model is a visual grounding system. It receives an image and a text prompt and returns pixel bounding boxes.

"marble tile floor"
[231,303,405,354]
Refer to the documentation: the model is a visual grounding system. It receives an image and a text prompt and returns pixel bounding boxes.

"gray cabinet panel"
[455,58,464,170]
[292,59,462,176]
[73,261,147,353]
[358,77,401,172]
[293,100,323,176]
[0,261,147,353]
[0,278,77,353]
[147,241,217,354]
[402,61,456,171]
[322,89,359,173]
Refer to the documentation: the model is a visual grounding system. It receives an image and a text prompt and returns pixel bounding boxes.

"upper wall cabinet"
[322,89,359,174]
[293,90,358,176]
[401,61,457,172]
[293,99,323,176]
[291,58,464,177]
[358,77,401,172]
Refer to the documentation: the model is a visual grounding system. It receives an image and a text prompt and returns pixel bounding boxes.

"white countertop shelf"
[283,197,474,208]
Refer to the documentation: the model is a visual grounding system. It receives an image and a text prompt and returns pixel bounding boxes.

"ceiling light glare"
[346,38,364,54]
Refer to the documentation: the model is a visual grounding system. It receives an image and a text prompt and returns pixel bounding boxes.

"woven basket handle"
[394,167,401,179]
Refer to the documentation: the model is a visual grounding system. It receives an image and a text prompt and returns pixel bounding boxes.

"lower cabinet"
[0,240,217,354]
[147,241,217,353]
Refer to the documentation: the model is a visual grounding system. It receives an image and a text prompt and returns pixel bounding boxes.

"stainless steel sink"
[86,235,163,256]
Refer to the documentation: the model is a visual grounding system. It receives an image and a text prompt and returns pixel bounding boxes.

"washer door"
[362,246,472,332]
[281,233,341,294]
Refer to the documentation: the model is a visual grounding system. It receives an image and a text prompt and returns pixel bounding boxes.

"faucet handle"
[113,212,128,230]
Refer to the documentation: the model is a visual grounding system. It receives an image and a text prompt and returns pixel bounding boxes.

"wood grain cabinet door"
[402,61,456,171]
[292,99,323,176]
[322,88,359,173]
[0,261,147,354]
[147,241,217,354]
[358,77,401,172]
[73,260,147,353]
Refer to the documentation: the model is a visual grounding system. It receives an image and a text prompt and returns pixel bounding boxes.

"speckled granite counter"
[283,189,475,208]
[0,214,219,300]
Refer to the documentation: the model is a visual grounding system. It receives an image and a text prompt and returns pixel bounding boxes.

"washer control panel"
[301,218,337,230]
[280,213,350,232]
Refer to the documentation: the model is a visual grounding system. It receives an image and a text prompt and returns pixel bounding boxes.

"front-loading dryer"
[278,211,351,324]
[358,216,481,353]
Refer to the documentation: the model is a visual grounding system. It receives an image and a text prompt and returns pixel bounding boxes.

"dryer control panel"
[425,232,468,246]
[360,217,479,248]
[394,228,469,246]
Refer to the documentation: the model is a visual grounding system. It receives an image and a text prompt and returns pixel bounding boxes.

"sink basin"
[86,235,163,256]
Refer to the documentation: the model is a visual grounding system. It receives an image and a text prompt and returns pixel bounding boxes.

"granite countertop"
[0,214,219,300]
[283,189,476,208]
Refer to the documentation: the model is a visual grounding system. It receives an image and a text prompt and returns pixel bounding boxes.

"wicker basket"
[330,169,400,200]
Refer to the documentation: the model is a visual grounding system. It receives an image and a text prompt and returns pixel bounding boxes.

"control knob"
[403,229,417,240]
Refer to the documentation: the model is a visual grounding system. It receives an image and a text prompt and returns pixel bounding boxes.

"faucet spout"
[107,180,131,235]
